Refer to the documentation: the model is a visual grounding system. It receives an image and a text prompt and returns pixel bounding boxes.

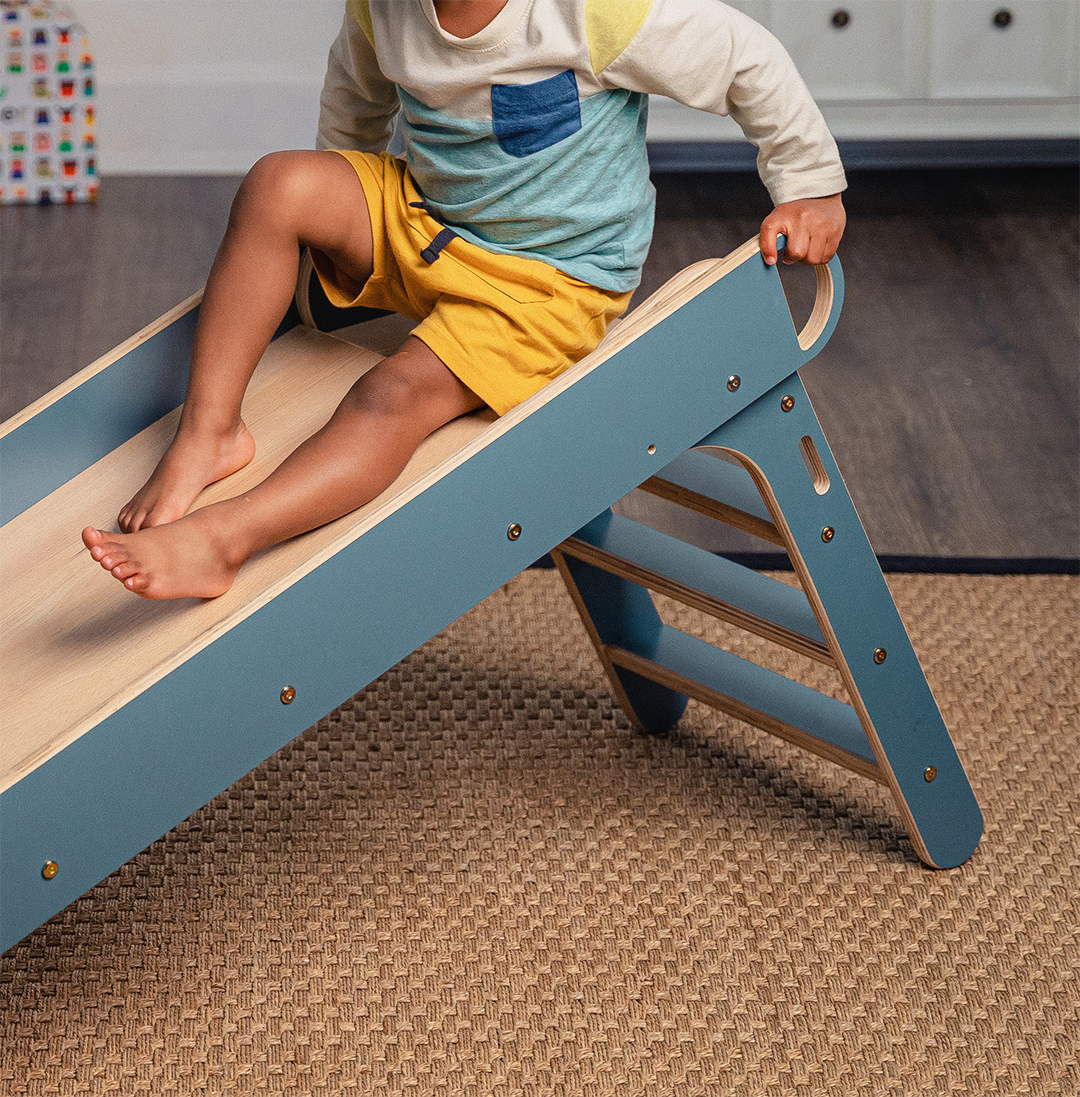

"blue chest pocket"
[491,69,582,157]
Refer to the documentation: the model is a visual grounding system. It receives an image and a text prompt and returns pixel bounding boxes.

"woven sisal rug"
[2,571,1077,1096]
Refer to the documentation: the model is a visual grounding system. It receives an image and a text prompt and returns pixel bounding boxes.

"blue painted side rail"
[0,303,198,525]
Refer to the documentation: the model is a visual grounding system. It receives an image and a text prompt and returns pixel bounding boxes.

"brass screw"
[781,394,796,412]
[821,526,835,543]
[874,648,888,664]
[42,861,59,880]
[507,523,522,541]
[727,375,741,392]
[280,686,296,705]
[924,766,938,782]
[647,444,657,455]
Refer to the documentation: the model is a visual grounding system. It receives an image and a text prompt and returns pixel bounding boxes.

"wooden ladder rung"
[638,448,783,546]
[559,512,834,666]
[607,625,884,784]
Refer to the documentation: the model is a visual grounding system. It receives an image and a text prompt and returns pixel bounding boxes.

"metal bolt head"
[924,765,938,782]
[727,375,741,392]
[874,648,888,665]
[821,526,835,543]
[42,861,59,880]
[280,686,296,705]
[781,394,796,412]
[507,523,522,541]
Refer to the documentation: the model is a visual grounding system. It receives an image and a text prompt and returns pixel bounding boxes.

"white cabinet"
[647,0,1080,151]
[928,0,1078,99]
[769,0,916,101]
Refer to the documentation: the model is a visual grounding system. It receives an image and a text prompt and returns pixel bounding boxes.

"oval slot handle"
[799,435,831,495]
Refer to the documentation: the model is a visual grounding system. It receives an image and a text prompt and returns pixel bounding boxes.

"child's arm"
[598,0,848,264]
[316,10,400,152]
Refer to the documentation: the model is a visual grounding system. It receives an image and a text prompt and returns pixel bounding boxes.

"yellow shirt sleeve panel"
[585,0,653,75]
[346,0,374,45]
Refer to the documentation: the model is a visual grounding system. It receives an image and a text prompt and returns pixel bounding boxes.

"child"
[83,0,847,600]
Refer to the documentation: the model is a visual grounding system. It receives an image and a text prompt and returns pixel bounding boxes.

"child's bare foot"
[82,508,248,600]
[119,421,256,532]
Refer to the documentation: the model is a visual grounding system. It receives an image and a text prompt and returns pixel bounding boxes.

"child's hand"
[760,194,846,266]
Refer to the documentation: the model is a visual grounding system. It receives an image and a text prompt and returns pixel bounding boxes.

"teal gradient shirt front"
[399,84,654,292]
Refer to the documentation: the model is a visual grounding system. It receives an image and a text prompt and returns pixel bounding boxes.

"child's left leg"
[83,334,483,599]
[116,150,379,533]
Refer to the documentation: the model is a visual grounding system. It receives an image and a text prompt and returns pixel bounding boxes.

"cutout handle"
[797,261,837,352]
[770,234,845,361]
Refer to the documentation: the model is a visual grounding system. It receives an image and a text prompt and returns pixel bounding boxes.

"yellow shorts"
[310,151,632,416]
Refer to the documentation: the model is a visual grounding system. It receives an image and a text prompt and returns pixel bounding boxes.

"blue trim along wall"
[647,138,1080,172]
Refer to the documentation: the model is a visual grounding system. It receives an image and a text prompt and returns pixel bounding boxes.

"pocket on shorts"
[491,70,582,157]
[444,243,556,305]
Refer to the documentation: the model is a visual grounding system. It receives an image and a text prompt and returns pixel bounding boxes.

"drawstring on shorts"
[410,201,459,264]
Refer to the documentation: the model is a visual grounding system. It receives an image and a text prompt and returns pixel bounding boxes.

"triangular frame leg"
[555,373,983,868]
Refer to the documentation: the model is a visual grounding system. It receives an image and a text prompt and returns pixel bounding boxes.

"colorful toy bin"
[1,0,97,204]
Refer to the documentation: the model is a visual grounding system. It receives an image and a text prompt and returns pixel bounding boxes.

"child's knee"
[343,342,481,425]
[232,151,326,226]
[340,358,421,421]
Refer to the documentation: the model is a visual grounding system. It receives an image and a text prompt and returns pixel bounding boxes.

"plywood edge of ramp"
[5,234,865,949]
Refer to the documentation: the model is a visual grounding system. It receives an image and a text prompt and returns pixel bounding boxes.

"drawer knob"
[830,8,851,29]
[992,8,1013,28]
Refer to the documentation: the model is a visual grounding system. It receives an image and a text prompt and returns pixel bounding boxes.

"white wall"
[76,0,345,173]
[75,0,736,174]
[71,1,1078,175]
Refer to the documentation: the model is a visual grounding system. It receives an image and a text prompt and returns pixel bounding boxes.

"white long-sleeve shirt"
[318,0,846,291]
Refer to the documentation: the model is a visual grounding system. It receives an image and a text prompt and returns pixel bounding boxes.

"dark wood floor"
[2,167,1077,561]
[1,175,240,414]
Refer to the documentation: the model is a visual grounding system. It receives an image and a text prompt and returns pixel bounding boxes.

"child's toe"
[110,560,140,581]
[82,526,105,551]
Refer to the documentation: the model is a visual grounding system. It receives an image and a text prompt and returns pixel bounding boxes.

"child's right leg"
[119,150,378,532]
[83,335,483,599]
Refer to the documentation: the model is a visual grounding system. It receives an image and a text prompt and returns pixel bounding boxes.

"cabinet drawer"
[929,0,1078,98]
[769,0,915,100]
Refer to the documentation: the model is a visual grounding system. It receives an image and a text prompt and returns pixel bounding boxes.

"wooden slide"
[0,240,983,953]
